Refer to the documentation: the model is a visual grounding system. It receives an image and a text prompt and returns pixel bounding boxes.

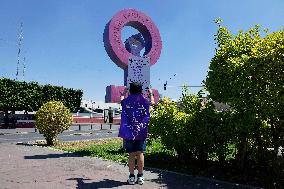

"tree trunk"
[218,144,226,164]
[44,135,54,146]
[237,135,247,171]
[176,147,193,165]
[198,151,208,163]
[254,119,266,164]
[271,118,280,157]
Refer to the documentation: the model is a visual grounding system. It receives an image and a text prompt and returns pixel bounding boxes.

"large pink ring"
[104,9,162,70]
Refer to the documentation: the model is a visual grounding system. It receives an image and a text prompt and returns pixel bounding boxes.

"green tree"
[0,78,83,112]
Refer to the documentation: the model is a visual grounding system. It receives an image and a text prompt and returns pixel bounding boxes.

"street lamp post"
[91,100,93,118]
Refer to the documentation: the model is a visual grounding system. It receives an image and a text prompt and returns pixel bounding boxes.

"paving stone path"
[0,142,261,189]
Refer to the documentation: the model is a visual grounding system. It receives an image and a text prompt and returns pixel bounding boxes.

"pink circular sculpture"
[104,8,162,69]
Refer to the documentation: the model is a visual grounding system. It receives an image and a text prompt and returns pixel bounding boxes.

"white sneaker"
[137,176,144,185]
[127,176,135,185]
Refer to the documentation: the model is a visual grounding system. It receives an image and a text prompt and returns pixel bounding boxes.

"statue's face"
[125,34,145,57]
[131,39,141,47]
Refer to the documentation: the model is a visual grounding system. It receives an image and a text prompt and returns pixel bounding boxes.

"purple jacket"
[118,94,150,140]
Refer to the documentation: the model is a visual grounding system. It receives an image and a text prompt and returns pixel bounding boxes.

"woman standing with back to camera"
[119,82,154,185]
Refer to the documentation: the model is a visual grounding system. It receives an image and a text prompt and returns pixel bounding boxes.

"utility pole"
[23,56,26,80]
[16,22,25,80]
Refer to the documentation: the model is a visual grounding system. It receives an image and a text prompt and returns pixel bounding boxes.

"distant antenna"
[23,56,26,80]
[16,22,24,80]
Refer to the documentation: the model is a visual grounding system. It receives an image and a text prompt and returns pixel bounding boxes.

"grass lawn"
[55,138,128,163]
[54,138,183,171]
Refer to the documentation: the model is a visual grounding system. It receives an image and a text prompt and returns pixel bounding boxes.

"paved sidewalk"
[0,143,260,189]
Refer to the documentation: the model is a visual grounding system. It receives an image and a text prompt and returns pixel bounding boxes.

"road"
[0,124,119,143]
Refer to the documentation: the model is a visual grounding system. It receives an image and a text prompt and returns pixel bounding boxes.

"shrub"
[149,98,191,160]
[35,101,72,146]
[149,91,236,164]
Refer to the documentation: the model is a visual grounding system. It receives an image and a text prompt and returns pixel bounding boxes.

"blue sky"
[0,0,283,101]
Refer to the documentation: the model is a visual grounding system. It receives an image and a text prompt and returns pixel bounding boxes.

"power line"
[177,85,204,88]
[163,82,204,90]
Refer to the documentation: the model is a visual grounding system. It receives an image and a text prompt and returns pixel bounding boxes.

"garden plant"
[35,101,72,146]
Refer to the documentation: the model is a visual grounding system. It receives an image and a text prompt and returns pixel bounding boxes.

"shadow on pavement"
[16,142,34,146]
[146,170,201,189]
[145,168,254,189]
[67,178,126,189]
[24,152,80,159]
